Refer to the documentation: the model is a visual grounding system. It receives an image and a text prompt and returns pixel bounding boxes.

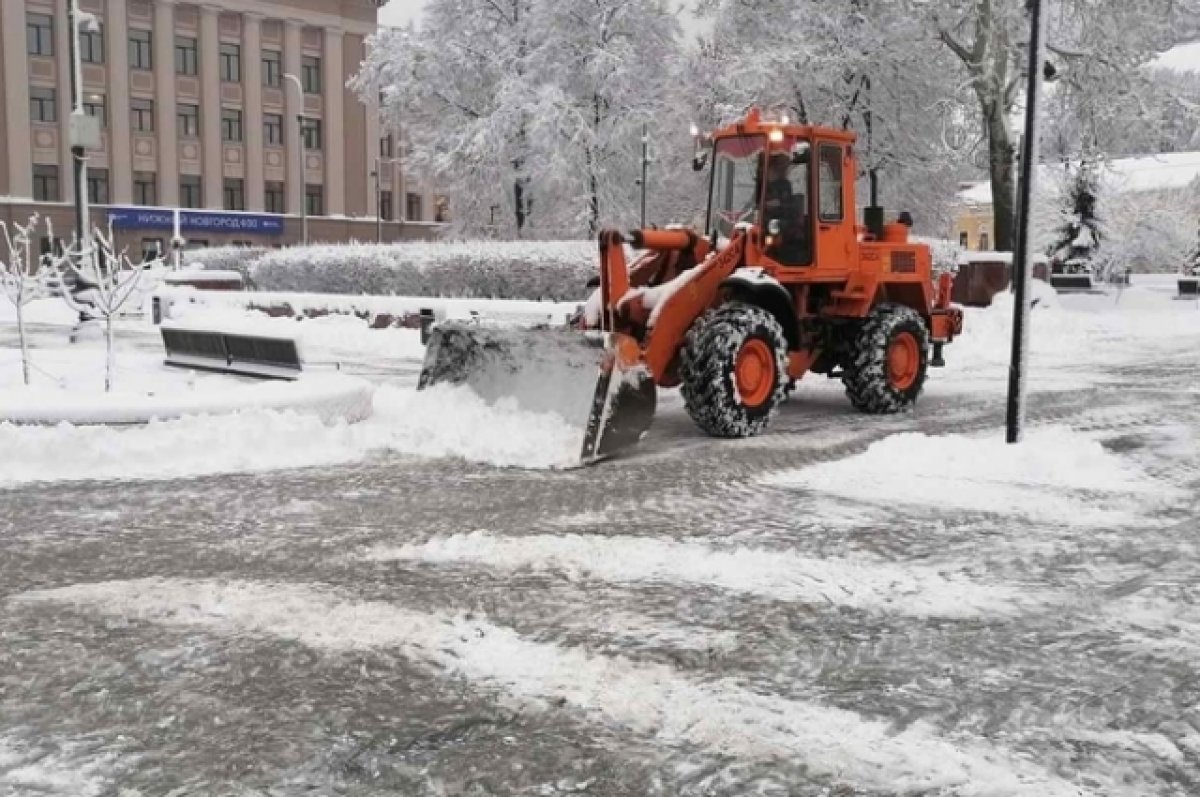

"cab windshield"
[707,136,765,240]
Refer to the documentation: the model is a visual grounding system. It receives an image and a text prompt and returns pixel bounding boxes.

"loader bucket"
[418,323,656,465]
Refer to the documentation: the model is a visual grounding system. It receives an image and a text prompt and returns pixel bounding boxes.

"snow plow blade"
[417,323,656,465]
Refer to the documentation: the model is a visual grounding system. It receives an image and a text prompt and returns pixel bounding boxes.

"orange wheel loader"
[419,108,964,465]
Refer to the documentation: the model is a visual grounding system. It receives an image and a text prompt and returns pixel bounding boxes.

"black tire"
[842,303,930,414]
[680,301,789,438]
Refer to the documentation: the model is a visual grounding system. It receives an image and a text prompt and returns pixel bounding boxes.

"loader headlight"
[769,129,784,143]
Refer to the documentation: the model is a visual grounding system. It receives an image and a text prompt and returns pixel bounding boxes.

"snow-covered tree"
[0,215,55,386]
[355,0,692,239]
[1096,178,1200,275]
[56,228,149,392]
[1183,227,1200,276]
[897,0,1199,251]
[1047,153,1103,274]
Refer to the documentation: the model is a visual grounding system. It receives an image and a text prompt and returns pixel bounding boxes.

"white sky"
[379,0,709,35]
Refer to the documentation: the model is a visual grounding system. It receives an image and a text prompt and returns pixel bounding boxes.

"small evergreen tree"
[1186,228,1200,276]
[1049,154,1104,275]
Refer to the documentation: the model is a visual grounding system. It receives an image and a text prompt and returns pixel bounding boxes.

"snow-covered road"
[2,283,1199,795]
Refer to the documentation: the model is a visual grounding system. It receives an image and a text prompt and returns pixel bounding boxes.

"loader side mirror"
[791,141,810,165]
[692,151,709,172]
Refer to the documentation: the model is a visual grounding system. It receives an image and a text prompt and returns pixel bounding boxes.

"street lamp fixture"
[371,156,404,244]
[282,72,308,246]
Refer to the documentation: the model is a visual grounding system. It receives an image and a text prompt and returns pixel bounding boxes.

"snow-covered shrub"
[914,236,963,278]
[1097,182,1200,274]
[1047,156,1105,275]
[250,241,599,301]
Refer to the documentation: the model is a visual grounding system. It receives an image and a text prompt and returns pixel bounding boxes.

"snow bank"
[0,373,374,426]
[0,736,125,797]
[0,297,79,326]
[365,532,1045,618]
[763,427,1181,526]
[15,577,1086,797]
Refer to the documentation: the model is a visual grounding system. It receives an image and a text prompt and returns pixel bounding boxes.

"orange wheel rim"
[887,332,920,390]
[734,339,775,407]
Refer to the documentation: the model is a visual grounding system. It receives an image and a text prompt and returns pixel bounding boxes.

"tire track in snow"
[13,577,1091,797]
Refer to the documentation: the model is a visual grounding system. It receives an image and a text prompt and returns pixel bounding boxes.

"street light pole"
[66,0,89,256]
[1006,0,1048,444]
[283,73,307,245]
[373,158,381,243]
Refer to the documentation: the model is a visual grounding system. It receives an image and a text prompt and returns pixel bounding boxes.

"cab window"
[818,144,843,222]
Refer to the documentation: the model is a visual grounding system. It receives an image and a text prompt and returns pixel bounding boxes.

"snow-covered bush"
[0,215,55,385]
[1097,181,1200,275]
[250,241,599,301]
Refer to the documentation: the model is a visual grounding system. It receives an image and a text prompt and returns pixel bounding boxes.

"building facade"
[0,0,443,257]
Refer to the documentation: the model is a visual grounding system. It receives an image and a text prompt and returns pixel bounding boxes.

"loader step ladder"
[161,325,303,380]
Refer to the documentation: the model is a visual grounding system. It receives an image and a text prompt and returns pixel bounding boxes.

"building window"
[178,104,200,137]
[978,232,990,251]
[134,172,157,205]
[262,50,281,88]
[129,28,153,70]
[264,182,285,213]
[131,98,154,132]
[30,88,56,123]
[305,184,323,216]
[87,169,110,205]
[379,191,392,221]
[300,117,322,150]
[301,56,321,93]
[80,24,105,64]
[33,165,59,202]
[180,175,202,208]
[175,36,198,75]
[263,114,283,146]
[221,108,243,142]
[27,13,54,56]
[406,192,423,222]
[83,96,107,128]
[959,231,969,248]
[219,43,241,83]
[380,135,393,157]
[435,196,450,223]
[223,178,245,211]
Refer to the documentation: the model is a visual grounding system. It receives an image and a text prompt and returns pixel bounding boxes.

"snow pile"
[369,384,584,469]
[15,577,1085,797]
[763,427,1180,526]
[250,240,599,301]
[365,532,1045,618]
[181,245,268,283]
[0,408,373,485]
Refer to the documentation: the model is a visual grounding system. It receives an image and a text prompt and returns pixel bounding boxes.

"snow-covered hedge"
[250,241,598,302]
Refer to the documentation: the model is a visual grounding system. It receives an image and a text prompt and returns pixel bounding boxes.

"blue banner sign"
[107,208,284,234]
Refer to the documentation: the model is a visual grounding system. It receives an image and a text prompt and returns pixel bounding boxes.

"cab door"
[813,141,854,271]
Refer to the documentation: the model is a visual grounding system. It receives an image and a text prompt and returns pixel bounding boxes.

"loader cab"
[705,134,812,267]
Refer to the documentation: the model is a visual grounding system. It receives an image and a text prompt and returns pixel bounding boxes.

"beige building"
[0,0,443,257]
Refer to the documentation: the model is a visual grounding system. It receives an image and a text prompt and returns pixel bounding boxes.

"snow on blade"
[763,427,1181,526]
[364,532,1045,618]
[14,578,1087,797]
[370,384,585,469]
